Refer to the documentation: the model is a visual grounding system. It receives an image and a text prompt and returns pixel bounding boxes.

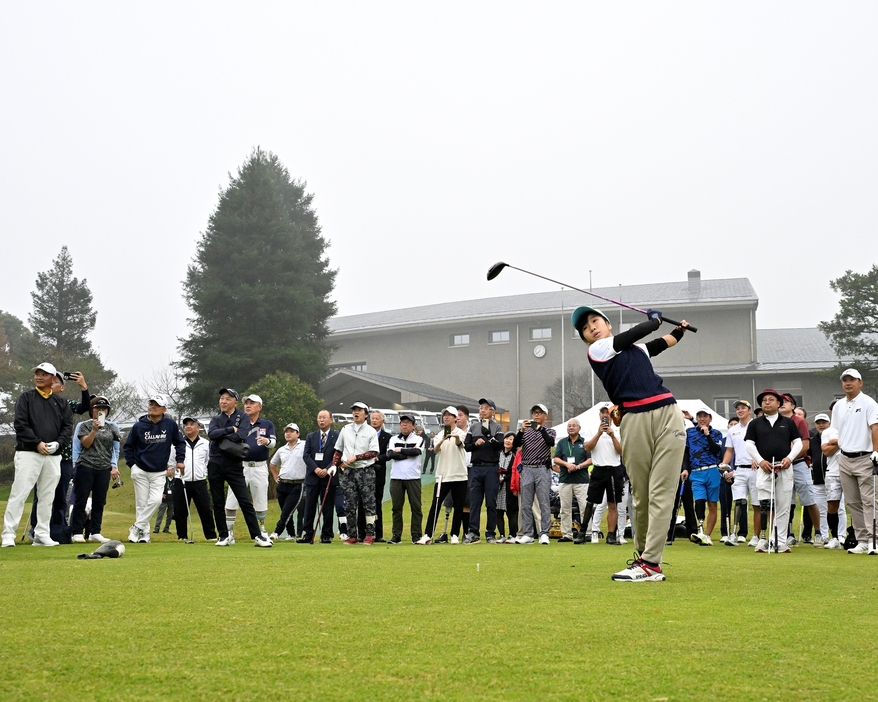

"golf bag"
[77,540,126,559]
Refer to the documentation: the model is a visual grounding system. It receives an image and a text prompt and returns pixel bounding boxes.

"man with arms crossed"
[573,306,691,581]
[829,369,878,554]
[553,418,591,544]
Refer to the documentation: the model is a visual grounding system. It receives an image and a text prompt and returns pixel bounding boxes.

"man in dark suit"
[358,410,392,542]
[301,410,340,543]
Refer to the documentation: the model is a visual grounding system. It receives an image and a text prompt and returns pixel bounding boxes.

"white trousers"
[130,466,166,533]
[559,483,590,538]
[757,467,794,546]
[2,451,61,541]
[225,461,269,513]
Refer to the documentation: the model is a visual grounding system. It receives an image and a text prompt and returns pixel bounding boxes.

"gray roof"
[659,328,848,376]
[323,369,483,407]
[329,278,758,334]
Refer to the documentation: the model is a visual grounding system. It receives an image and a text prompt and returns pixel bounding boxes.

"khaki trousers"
[619,404,686,564]
[838,454,876,544]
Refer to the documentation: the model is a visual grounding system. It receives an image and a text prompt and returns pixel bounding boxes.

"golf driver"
[429,475,443,543]
[311,475,334,544]
[487,262,698,333]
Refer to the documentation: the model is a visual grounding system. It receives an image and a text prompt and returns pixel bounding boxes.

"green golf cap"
[571,306,610,333]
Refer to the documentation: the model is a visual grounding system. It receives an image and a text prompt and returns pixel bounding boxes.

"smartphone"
[63,372,74,380]
[97,411,106,427]
[444,425,451,436]
[601,417,609,426]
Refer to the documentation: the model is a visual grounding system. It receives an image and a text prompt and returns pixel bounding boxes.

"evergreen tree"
[29,245,97,356]
[179,149,337,410]
[819,265,878,372]
[244,371,323,437]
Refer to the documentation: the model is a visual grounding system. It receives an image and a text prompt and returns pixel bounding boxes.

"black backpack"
[843,526,858,550]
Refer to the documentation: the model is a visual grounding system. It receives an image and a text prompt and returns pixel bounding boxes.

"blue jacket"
[123,415,185,473]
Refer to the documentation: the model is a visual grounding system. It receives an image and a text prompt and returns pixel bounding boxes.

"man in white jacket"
[168,417,216,541]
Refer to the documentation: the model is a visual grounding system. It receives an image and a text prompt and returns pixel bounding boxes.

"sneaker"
[450,535,459,545]
[32,535,60,547]
[1,535,15,548]
[254,534,272,548]
[486,536,497,544]
[558,536,574,543]
[802,535,813,545]
[690,531,703,545]
[754,539,770,553]
[516,535,535,544]
[813,534,825,547]
[748,535,759,548]
[590,531,599,544]
[88,534,110,544]
[720,535,729,544]
[506,535,519,543]
[824,537,841,550]
[462,533,480,544]
[496,536,507,544]
[617,534,627,545]
[227,534,235,545]
[320,537,333,544]
[435,534,449,544]
[847,542,870,554]
[539,534,550,545]
[363,535,375,546]
[128,525,140,543]
[152,528,160,534]
[71,534,86,544]
[339,532,348,542]
[138,532,151,544]
[737,536,747,544]
[269,532,279,541]
[573,533,587,545]
[611,555,665,582]
[606,532,618,546]
[216,535,232,546]
[388,536,402,544]
[343,537,359,545]
[700,534,713,546]
[786,536,797,548]
[416,534,431,545]
[692,531,711,546]
[724,536,738,547]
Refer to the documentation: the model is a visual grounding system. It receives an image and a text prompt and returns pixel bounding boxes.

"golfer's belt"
[246,461,268,468]
[690,465,719,472]
[278,478,304,484]
[840,450,870,459]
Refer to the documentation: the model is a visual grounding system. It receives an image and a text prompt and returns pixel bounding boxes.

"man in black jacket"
[208,388,271,548]
[301,410,339,543]
[3,363,74,548]
[463,398,505,544]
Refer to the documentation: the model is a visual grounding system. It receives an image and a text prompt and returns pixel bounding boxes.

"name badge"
[315,452,324,461]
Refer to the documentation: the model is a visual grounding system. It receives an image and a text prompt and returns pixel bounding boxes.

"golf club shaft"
[431,475,443,540]
[499,264,698,333]
[312,476,333,544]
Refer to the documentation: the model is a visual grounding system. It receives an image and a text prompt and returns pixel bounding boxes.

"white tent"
[551,400,729,440]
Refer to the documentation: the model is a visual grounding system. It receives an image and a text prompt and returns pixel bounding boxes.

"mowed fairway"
[1,478,877,701]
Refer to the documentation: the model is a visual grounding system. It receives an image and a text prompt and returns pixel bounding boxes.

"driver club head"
[486,261,508,281]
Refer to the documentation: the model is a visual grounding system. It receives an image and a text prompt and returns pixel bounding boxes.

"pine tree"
[28,246,97,357]
[819,265,878,372]
[179,149,337,410]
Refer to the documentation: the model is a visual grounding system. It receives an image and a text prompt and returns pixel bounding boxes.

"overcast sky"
[2,3,876,385]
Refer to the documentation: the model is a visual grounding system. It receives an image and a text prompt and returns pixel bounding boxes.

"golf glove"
[327,466,336,477]
[646,308,662,321]
[45,442,59,455]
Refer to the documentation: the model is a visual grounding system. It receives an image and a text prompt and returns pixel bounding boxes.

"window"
[530,327,551,341]
[490,330,510,344]
[450,334,470,347]
[330,362,367,372]
[714,398,737,419]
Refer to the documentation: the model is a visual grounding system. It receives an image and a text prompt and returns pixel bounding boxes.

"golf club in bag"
[486,262,698,333]
[871,464,877,555]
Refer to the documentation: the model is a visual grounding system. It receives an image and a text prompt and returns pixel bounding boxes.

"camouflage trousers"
[340,465,377,539]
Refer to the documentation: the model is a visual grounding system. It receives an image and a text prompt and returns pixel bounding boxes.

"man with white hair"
[830,369,878,554]
[2,363,74,548]
[123,393,186,543]
[224,394,276,540]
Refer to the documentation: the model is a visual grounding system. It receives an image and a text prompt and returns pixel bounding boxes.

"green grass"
[1,469,878,701]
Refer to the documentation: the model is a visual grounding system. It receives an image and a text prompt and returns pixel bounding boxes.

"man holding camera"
[2,363,74,547]
[582,405,624,545]
[513,403,556,545]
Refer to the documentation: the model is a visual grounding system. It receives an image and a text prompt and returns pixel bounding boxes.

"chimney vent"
[688,269,701,296]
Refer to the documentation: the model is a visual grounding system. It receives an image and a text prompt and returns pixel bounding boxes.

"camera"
[112,478,124,489]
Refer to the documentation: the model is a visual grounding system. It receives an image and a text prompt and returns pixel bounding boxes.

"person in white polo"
[829,368,878,554]
[721,400,759,546]
[2,362,73,548]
